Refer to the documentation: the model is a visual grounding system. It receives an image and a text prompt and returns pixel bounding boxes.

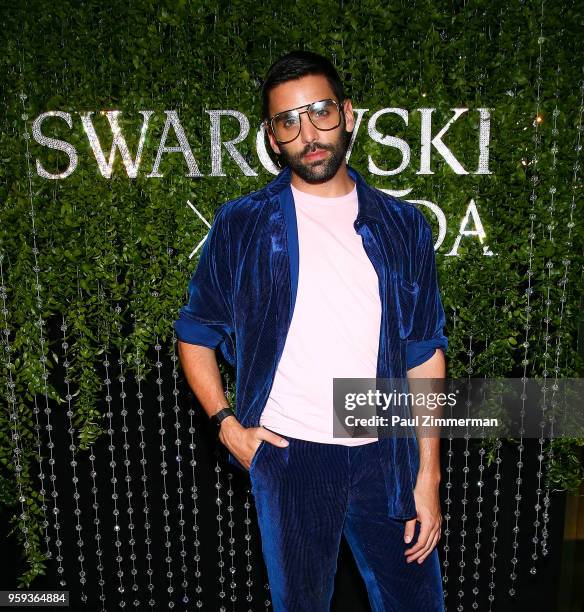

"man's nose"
[299,114,319,144]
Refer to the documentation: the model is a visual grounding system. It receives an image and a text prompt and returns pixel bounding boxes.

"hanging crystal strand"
[117,349,140,606]
[243,489,257,610]
[510,351,528,596]
[168,336,191,607]
[88,439,107,611]
[133,349,156,607]
[263,581,272,610]
[19,92,65,581]
[471,443,486,609]
[187,422,203,610]
[441,429,454,604]
[31,392,51,555]
[0,258,32,557]
[508,292,528,593]
[441,307,457,604]
[456,335,473,611]
[216,367,238,607]
[487,431,503,612]
[471,349,490,610]
[102,345,127,604]
[88,291,107,611]
[183,336,204,610]
[234,370,254,612]
[59,316,87,601]
[215,456,228,610]
[19,93,51,561]
[510,2,545,596]
[487,299,505,612]
[530,62,562,575]
[537,67,562,562]
[473,307,497,612]
[225,471,238,606]
[154,341,176,607]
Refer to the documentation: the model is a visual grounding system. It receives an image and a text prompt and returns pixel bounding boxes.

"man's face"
[266,74,355,183]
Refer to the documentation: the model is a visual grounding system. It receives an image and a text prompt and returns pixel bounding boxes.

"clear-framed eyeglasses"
[265,98,343,144]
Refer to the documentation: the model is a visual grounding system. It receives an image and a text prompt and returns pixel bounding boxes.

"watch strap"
[210,406,236,429]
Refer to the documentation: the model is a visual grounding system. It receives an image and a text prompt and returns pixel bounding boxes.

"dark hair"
[261,50,346,122]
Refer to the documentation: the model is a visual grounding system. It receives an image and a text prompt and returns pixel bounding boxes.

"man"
[174,50,448,612]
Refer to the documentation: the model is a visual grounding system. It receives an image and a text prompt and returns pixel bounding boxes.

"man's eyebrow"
[273,99,322,116]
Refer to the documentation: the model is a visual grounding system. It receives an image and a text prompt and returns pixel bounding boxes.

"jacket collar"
[264,163,382,223]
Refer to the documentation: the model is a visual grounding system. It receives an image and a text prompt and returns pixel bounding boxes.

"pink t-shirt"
[259,181,380,445]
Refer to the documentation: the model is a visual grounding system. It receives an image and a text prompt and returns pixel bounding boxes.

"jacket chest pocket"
[391,271,419,340]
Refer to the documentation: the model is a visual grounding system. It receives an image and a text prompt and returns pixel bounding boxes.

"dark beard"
[277,119,352,184]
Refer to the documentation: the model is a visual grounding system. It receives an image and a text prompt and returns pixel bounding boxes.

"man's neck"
[289,163,355,198]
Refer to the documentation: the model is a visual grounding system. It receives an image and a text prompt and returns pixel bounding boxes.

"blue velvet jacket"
[174,164,448,520]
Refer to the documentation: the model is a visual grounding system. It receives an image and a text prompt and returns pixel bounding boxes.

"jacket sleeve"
[173,205,235,363]
[406,212,448,370]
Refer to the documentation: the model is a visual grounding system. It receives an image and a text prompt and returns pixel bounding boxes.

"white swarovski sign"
[31,108,494,256]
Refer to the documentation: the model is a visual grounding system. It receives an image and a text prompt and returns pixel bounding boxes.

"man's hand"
[403,473,442,564]
[218,419,289,470]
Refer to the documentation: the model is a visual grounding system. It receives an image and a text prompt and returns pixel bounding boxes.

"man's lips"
[304,149,328,160]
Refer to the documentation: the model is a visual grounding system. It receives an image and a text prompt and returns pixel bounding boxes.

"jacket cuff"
[406,336,448,370]
[173,317,223,348]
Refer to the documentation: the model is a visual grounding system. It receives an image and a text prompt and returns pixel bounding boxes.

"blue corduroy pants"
[249,435,445,612]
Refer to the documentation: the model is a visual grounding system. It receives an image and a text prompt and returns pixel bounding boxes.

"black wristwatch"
[210,406,237,436]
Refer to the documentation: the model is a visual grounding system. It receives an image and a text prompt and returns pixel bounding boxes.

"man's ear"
[265,123,282,156]
[342,99,355,133]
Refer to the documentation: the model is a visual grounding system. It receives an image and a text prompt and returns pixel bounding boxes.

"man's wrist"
[218,413,238,429]
[210,406,238,436]
[416,469,441,485]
